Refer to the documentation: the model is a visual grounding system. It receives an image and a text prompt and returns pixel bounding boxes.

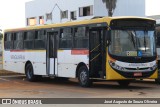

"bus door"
[89,27,106,78]
[46,31,58,76]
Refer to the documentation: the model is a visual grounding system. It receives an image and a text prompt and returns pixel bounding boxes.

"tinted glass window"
[74,27,89,48]
[24,31,34,49]
[24,31,34,40]
[13,32,23,49]
[5,33,12,41]
[4,33,13,50]
[157,32,160,48]
[59,28,72,48]
[35,30,46,49]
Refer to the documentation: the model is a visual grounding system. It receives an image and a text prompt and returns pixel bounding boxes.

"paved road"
[0,75,160,107]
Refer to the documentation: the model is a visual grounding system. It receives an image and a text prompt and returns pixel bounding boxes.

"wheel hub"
[80,70,87,84]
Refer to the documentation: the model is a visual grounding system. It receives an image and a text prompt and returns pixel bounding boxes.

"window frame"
[34,29,46,49]
[27,17,37,26]
[79,5,93,17]
[39,16,44,25]
[70,11,77,20]
[23,30,35,49]
[61,10,68,19]
[4,33,13,50]
[157,32,160,48]
[73,26,89,49]
[59,27,73,49]
[13,32,24,50]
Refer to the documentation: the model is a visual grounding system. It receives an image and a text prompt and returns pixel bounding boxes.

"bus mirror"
[106,30,111,46]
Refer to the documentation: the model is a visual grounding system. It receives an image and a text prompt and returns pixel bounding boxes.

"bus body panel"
[3,16,158,85]
[149,70,158,79]
[106,54,126,80]
[4,51,25,74]
[157,48,160,61]
[57,50,89,78]
[106,54,158,80]
[4,50,47,75]
[33,51,47,75]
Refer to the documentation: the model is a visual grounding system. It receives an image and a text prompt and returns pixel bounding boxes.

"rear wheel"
[117,80,130,87]
[78,66,92,87]
[25,63,38,82]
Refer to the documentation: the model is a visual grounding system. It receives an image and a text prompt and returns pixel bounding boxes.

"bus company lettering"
[11,55,25,60]
[128,63,147,67]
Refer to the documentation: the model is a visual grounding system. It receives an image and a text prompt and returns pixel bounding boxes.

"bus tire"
[155,79,160,84]
[117,80,130,87]
[78,66,92,87]
[155,69,160,84]
[25,63,37,82]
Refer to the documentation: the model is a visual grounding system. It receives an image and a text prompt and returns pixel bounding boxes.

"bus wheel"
[25,63,36,82]
[155,69,160,84]
[155,79,160,84]
[78,66,92,87]
[117,80,130,87]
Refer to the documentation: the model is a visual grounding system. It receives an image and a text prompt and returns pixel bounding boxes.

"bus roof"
[4,16,155,32]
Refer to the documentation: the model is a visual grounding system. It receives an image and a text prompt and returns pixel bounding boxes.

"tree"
[0,30,2,40]
[102,0,117,17]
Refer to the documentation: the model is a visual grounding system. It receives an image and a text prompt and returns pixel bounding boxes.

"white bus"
[3,16,158,87]
[155,24,160,83]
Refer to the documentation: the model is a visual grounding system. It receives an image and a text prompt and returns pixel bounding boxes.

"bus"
[3,16,158,87]
[155,24,160,84]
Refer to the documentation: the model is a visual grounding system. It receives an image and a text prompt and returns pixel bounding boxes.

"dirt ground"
[0,70,21,76]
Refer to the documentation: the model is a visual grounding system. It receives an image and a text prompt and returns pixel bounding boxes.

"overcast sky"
[0,0,159,30]
[146,0,160,16]
[0,0,31,30]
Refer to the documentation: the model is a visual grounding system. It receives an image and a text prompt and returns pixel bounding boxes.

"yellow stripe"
[24,50,46,52]
[58,50,64,52]
[4,16,154,32]
[9,50,46,52]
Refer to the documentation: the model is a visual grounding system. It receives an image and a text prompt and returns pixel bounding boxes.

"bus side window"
[73,27,89,49]
[157,32,160,48]
[4,33,13,50]
[24,31,34,49]
[13,32,23,50]
[59,28,73,49]
[34,30,45,49]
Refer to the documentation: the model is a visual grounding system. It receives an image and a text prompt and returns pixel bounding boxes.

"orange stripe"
[71,50,89,55]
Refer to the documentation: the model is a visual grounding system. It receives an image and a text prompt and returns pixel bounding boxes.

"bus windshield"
[109,30,156,57]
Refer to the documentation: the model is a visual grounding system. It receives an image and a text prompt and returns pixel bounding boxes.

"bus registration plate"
[134,72,142,76]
